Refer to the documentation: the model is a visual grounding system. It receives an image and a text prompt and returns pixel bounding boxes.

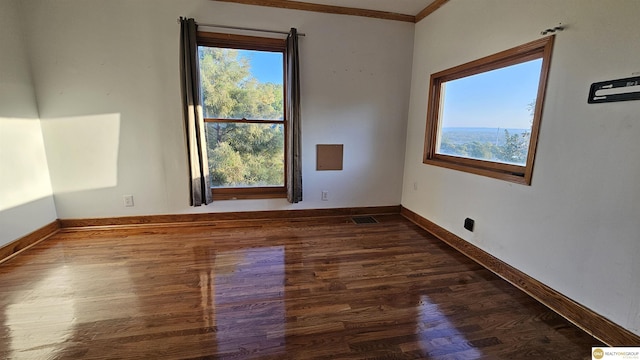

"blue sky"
[441,58,542,129]
[237,50,283,84]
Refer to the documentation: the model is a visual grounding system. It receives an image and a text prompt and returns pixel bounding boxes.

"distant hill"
[438,127,531,166]
[441,127,529,147]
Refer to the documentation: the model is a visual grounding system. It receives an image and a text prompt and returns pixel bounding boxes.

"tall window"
[197,32,287,200]
[424,36,554,185]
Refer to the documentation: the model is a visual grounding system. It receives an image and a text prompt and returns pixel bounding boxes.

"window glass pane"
[205,123,284,187]
[198,47,284,120]
[437,58,542,166]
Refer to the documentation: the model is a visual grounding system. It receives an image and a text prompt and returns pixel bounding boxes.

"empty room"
[1,0,638,358]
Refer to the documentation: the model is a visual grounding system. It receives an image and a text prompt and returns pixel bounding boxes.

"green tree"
[439,135,461,156]
[199,48,250,119]
[496,100,535,165]
[468,141,498,160]
[439,133,499,161]
[497,130,529,164]
[209,142,245,186]
[199,47,285,187]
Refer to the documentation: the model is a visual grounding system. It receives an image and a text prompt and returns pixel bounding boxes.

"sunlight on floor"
[412,295,484,359]
[6,266,76,358]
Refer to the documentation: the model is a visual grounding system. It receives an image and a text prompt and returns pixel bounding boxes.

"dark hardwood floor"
[0,214,599,359]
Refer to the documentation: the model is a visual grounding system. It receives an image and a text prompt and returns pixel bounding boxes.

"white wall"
[20,0,414,219]
[402,0,640,335]
[0,0,57,246]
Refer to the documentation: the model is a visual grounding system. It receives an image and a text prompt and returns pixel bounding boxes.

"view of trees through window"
[425,36,553,185]
[438,101,535,166]
[436,59,542,166]
[198,46,285,188]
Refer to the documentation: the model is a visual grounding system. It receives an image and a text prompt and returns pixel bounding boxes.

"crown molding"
[213,0,416,22]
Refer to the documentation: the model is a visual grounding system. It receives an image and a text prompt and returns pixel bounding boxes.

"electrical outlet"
[464,218,474,232]
[321,191,329,201]
[413,181,418,191]
[123,195,134,207]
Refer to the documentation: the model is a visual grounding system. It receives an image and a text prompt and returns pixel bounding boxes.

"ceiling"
[294,0,436,16]
[214,0,445,22]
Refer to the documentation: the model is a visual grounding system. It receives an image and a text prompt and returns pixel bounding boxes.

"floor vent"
[352,216,378,224]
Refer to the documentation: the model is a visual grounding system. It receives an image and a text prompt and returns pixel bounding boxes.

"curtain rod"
[179,20,306,36]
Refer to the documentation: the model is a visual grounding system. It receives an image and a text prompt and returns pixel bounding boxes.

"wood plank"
[59,205,401,228]
[0,214,600,358]
[0,220,60,264]
[415,0,450,22]
[400,205,640,346]
[213,0,416,23]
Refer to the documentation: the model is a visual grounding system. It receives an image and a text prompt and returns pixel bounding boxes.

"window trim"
[197,31,288,200]
[423,35,555,185]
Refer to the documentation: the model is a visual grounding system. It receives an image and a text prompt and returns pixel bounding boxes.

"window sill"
[211,187,287,200]
[424,158,530,185]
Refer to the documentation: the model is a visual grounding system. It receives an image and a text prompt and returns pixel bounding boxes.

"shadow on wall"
[41,113,121,195]
[0,196,57,244]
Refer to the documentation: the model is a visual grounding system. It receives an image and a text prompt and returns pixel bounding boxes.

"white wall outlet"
[321,190,329,201]
[413,181,418,191]
[123,195,134,207]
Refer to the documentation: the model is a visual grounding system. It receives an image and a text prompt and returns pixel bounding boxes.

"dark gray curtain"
[286,28,303,203]
[179,17,212,206]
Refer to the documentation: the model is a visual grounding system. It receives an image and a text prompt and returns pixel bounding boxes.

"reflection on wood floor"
[0,214,599,359]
